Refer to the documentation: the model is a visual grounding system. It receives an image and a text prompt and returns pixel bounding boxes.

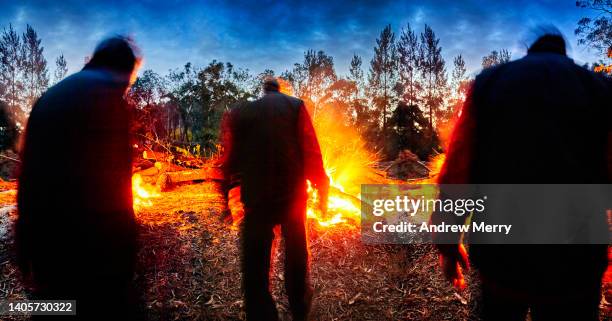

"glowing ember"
[132,173,160,209]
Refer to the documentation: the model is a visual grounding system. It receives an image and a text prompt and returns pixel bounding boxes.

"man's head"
[84,36,142,85]
[527,26,567,56]
[263,77,280,93]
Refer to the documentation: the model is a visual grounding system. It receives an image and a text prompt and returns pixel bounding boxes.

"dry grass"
[0,180,610,320]
[135,181,479,321]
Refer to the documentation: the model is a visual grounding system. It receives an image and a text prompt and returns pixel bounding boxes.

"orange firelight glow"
[301,101,378,227]
[132,173,160,209]
[276,77,375,227]
[277,77,449,229]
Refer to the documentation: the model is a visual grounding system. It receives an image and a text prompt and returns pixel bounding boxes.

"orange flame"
[226,78,446,229]
[132,173,160,210]
[306,178,361,227]
[303,101,377,228]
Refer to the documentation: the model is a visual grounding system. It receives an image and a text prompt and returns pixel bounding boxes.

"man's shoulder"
[32,69,123,116]
[260,92,303,106]
[45,70,107,97]
[473,53,587,88]
[282,93,304,105]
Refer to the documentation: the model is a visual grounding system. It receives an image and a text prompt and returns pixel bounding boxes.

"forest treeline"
[0,23,497,160]
[0,0,609,160]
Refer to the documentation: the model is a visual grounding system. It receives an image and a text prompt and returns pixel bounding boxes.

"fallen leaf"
[349,292,362,305]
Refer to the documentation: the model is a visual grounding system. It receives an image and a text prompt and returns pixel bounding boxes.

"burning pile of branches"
[131,149,223,210]
[130,75,449,238]
[221,100,395,230]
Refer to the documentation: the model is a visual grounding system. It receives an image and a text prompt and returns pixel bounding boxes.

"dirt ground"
[133,182,479,320]
[1,181,611,320]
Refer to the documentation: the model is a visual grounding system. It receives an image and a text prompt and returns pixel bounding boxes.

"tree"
[195,61,254,152]
[347,54,366,106]
[575,0,612,73]
[253,69,275,96]
[347,54,376,142]
[283,50,337,118]
[397,23,421,106]
[368,24,398,139]
[441,55,472,149]
[347,55,365,121]
[54,53,68,83]
[149,61,253,155]
[129,69,166,108]
[419,24,447,133]
[127,69,168,143]
[21,24,48,112]
[481,49,511,69]
[576,0,612,55]
[348,54,364,99]
[127,69,170,153]
[450,54,468,103]
[0,24,23,116]
[167,62,201,143]
[388,102,431,159]
[321,78,356,126]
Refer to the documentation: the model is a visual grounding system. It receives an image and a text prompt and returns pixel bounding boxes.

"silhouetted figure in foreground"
[435,32,610,320]
[16,36,142,320]
[0,101,18,153]
[222,78,329,321]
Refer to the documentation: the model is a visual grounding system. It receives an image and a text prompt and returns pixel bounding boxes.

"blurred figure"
[0,101,18,153]
[222,77,329,321]
[16,36,142,320]
[435,31,610,320]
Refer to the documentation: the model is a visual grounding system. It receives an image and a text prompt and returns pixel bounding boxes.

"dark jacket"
[441,52,610,184]
[16,67,136,288]
[222,90,328,210]
[437,50,610,289]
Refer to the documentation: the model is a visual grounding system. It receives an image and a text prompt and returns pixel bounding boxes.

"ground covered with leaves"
[1,180,611,320]
[135,181,480,321]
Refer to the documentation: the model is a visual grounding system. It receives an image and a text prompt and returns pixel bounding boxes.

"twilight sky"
[0,0,604,78]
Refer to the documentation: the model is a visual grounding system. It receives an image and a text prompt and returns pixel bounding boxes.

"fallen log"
[143,150,171,162]
[143,150,205,169]
[138,166,159,176]
[154,161,186,172]
[133,158,155,172]
[156,167,224,191]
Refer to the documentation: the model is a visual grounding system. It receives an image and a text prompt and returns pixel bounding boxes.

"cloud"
[0,0,600,78]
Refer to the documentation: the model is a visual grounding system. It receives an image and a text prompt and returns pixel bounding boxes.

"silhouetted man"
[16,36,142,320]
[222,78,329,321]
[0,101,18,153]
[435,32,610,320]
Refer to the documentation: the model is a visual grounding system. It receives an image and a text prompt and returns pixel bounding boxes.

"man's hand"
[438,244,469,290]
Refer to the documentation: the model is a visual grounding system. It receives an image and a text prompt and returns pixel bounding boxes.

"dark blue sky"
[0,0,603,78]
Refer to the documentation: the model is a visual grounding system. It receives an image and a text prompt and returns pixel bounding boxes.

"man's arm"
[297,103,329,211]
[431,84,479,289]
[16,158,33,279]
[432,85,477,232]
[15,102,44,280]
[220,108,241,191]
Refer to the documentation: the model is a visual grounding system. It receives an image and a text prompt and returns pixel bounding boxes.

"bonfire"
[130,79,446,231]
